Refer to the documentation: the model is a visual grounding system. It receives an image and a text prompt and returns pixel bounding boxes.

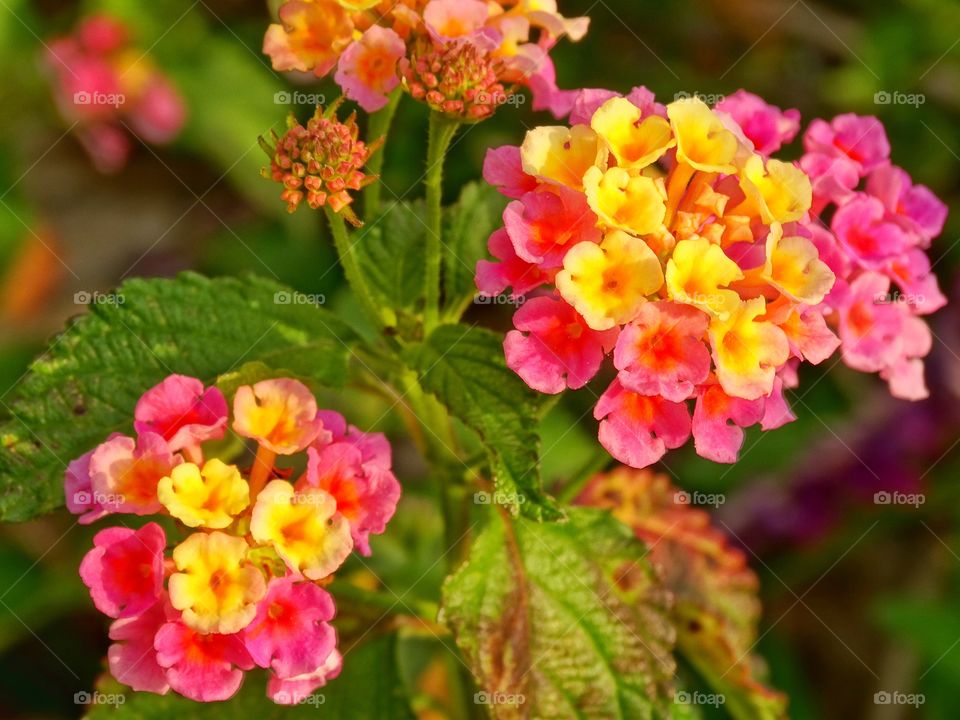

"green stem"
[324,207,384,330]
[363,89,402,218]
[424,111,460,332]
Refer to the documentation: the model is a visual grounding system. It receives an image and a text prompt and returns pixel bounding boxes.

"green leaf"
[354,200,428,317]
[441,507,677,719]
[414,323,560,521]
[84,634,413,719]
[0,272,356,522]
[442,182,506,320]
[575,470,788,720]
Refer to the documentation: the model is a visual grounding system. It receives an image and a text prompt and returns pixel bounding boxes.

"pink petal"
[154,621,254,702]
[134,375,227,452]
[692,384,765,464]
[483,146,539,200]
[80,523,166,618]
[108,598,172,694]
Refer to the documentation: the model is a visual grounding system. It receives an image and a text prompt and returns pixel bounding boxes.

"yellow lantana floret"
[739,155,812,223]
[158,460,250,529]
[168,531,266,634]
[520,124,606,189]
[583,166,667,236]
[665,237,744,319]
[762,227,835,305]
[590,97,675,169]
[557,230,664,331]
[667,97,738,173]
[250,480,353,581]
[709,297,790,400]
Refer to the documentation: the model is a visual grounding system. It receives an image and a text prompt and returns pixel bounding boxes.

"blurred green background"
[2,0,960,717]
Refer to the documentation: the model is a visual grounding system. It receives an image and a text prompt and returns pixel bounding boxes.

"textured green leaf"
[414,323,560,521]
[441,507,677,719]
[442,181,506,319]
[84,634,413,719]
[0,273,356,522]
[576,468,788,720]
[355,200,428,314]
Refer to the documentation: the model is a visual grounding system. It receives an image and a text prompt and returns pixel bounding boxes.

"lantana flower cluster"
[65,374,401,704]
[44,14,186,173]
[264,0,588,119]
[476,87,947,469]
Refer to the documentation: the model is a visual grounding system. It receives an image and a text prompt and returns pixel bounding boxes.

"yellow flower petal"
[168,532,265,634]
[520,124,606,189]
[158,460,250,529]
[557,230,664,330]
[665,237,744,319]
[590,97,675,169]
[667,97,738,173]
[739,155,812,223]
[583,166,667,236]
[250,480,353,581]
[762,226,835,305]
[709,297,789,400]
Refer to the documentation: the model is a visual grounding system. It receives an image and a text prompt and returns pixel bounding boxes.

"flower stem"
[325,206,385,330]
[364,89,402,218]
[424,111,460,333]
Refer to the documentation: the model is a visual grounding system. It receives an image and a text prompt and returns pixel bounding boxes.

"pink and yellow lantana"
[67,374,401,704]
[477,87,947,468]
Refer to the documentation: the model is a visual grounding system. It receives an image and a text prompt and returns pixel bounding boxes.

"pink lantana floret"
[243,578,337,679]
[108,597,172,694]
[505,296,617,394]
[134,374,228,454]
[154,621,255,702]
[79,522,166,618]
[334,25,405,112]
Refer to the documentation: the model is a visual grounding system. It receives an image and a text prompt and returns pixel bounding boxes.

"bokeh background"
[2,0,960,717]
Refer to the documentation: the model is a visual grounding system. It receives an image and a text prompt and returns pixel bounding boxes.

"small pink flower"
[315,411,393,471]
[831,196,910,268]
[267,650,343,705]
[79,523,166,618]
[504,187,601,269]
[89,433,181,516]
[715,90,800,156]
[134,375,227,453]
[65,443,112,524]
[301,442,401,555]
[504,296,617,394]
[242,578,337,679]
[803,113,890,175]
[885,249,947,316]
[108,598,172,694]
[834,273,905,372]
[127,74,187,145]
[154,621,254,702]
[476,228,552,299]
[866,163,948,245]
[692,383,765,463]
[423,0,494,45]
[483,146,538,200]
[880,314,932,400]
[334,26,405,112]
[613,302,712,402]
[594,379,691,469]
[800,152,861,215]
